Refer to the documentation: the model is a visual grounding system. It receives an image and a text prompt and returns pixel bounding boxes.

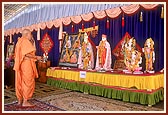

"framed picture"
[6,44,15,61]
[59,32,85,68]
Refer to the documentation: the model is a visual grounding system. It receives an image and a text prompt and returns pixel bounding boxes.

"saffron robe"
[13,37,38,100]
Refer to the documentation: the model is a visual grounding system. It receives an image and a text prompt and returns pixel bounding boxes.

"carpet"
[4,99,64,111]
[4,82,71,104]
[39,92,164,111]
[4,82,164,111]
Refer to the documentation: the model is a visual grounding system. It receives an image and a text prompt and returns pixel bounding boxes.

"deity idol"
[95,34,111,71]
[123,37,143,73]
[129,50,142,73]
[142,38,155,73]
[124,37,136,70]
[78,32,94,70]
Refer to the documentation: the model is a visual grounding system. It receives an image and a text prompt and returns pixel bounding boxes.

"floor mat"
[4,82,164,111]
[4,99,65,111]
[39,92,164,111]
[4,82,71,104]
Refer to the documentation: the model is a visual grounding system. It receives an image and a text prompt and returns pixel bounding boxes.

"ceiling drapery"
[4,4,126,30]
[4,4,159,36]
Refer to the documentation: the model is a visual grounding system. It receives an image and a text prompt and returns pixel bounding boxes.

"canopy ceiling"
[4,3,128,30]
[4,4,29,23]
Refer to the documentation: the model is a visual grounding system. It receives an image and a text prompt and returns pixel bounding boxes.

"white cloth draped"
[4,4,160,38]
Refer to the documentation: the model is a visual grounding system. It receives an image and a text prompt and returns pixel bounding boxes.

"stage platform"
[46,67,164,106]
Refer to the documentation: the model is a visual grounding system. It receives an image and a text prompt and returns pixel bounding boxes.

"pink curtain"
[62,17,71,26]
[53,18,62,28]
[9,29,12,35]
[81,12,93,21]
[10,29,15,35]
[93,10,106,19]
[121,4,140,14]
[4,31,7,36]
[105,7,122,18]
[140,4,158,9]
[10,29,14,35]
[28,26,34,32]
[70,15,82,24]
[30,24,38,31]
[46,20,54,29]
[39,22,47,30]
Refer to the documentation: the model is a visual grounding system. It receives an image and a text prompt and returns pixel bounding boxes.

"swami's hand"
[36,56,42,61]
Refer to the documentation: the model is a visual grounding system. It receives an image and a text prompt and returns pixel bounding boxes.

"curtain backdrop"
[39,27,60,67]
[4,5,164,72]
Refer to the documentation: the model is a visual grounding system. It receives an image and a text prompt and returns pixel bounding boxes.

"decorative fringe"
[122,14,125,27]
[140,11,143,22]
[10,34,12,43]
[106,18,109,29]
[161,6,164,19]
[72,24,74,33]
[59,40,62,53]
[58,22,63,40]
[93,20,95,29]
[37,27,40,40]
[82,22,84,31]
[58,23,63,53]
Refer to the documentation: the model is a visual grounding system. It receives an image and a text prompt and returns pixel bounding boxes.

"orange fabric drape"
[14,37,38,100]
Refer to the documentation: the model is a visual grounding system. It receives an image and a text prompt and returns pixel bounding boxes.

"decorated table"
[37,61,51,83]
[46,67,164,106]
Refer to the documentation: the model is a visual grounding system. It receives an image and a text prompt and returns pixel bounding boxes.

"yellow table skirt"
[46,68,164,90]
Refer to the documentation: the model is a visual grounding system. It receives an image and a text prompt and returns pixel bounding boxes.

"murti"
[80,33,92,70]
[124,37,136,71]
[124,37,142,72]
[129,50,142,72]
[143,38,155,72]
[95,34,111,71]
[98,40,106,68]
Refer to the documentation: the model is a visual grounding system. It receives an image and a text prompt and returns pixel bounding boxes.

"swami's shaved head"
[22,29,32,40]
